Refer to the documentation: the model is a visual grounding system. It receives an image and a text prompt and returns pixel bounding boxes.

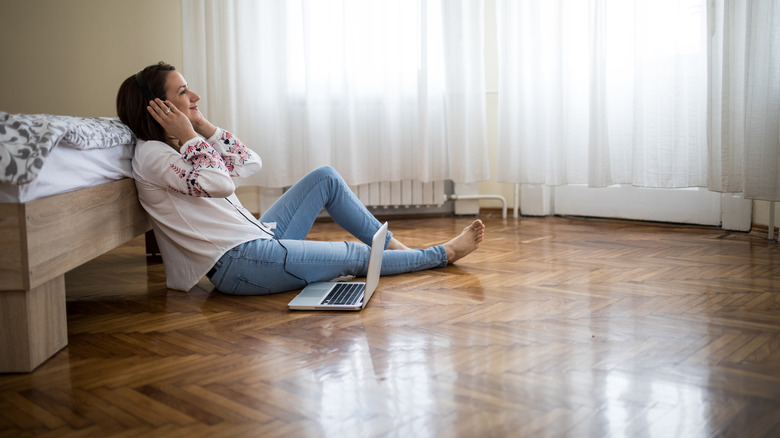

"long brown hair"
[116,62,176,142]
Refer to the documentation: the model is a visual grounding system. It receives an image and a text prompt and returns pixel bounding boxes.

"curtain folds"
[182,0,489,188]
[496,0,779,202]
[708,0,780,202]
[496,0,710,189]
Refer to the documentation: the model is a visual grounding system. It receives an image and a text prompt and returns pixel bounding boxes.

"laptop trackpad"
[298,282,334,297]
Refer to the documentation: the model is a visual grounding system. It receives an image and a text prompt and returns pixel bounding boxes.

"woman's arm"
[139,98,262,197]
[203,128,262,178]
[135,137,235,198]
[192,118,217,140]
[136,131,259,198]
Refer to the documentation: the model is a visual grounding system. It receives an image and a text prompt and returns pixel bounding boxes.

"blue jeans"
[209,166,447,295]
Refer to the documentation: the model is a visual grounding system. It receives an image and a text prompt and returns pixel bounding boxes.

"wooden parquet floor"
[1,215,779,437]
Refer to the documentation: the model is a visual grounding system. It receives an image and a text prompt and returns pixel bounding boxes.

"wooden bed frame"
[0,178,151,373]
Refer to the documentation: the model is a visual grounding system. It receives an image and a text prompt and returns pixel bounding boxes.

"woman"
[117,62,484,294]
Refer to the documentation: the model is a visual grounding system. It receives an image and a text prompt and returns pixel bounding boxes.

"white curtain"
[708,0,780,202]
[182,0,489,188]
[496,0,709,188]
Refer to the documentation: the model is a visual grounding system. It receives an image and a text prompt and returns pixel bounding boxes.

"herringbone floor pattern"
[1,215,779,437]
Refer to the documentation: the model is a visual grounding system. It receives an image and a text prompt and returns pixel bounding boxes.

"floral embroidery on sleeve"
[219,131,253,175]
[167,163,187,195]
[183,140,227,171]
[157,130,257,198]
[167,139,228,197]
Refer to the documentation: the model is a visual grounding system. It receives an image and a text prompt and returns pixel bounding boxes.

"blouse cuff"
[178,135,205,153]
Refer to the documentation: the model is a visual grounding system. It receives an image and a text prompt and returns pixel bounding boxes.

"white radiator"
[251,180,452,217]
[352,180,449,209]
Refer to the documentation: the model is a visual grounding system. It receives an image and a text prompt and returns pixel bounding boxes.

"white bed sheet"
[0,143,134,203]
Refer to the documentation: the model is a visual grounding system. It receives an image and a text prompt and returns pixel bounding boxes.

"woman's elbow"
[198,174,236,198]
[208,182,236,198]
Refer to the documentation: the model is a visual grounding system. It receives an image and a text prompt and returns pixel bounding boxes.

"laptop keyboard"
[321,283,365,306]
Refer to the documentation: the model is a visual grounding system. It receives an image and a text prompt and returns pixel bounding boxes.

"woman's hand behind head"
[146,98,198,149]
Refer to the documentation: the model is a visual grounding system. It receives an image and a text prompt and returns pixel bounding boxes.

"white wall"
[1,0,775,227]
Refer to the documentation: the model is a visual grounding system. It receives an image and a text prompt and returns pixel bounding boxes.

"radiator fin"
[352,181,447,208]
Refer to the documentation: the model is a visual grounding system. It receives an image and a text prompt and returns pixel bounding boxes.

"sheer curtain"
[708,0,780,202]
[496,0,709,188]
[182,0,488,188]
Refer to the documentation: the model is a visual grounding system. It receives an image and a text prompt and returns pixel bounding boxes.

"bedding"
[0,111,135,185]
[0,142,134,203]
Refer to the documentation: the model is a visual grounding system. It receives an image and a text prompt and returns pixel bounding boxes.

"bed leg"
[145,230,160,256]
[0,275,68,373]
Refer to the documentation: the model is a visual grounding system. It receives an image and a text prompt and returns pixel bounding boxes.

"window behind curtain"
[285,0,445,97]
[183,0,488,189]
[496,0,708,188]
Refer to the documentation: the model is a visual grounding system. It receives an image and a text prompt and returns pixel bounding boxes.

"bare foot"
[443,219,485,264]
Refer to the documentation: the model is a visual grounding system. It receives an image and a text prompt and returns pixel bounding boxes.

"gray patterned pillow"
[0,111,135,184]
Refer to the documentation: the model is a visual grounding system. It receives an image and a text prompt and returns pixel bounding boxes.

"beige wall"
[1,0,775,227]
[0,0,182,117]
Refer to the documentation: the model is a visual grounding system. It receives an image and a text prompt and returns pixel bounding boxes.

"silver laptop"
[288,222,388,311]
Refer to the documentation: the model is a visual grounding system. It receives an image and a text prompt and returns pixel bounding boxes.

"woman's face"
[164,71,202,124]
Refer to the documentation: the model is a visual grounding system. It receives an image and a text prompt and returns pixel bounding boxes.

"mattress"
[0,143,134,203]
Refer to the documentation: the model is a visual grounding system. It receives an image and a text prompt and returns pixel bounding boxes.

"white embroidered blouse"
[132,128,274,291]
